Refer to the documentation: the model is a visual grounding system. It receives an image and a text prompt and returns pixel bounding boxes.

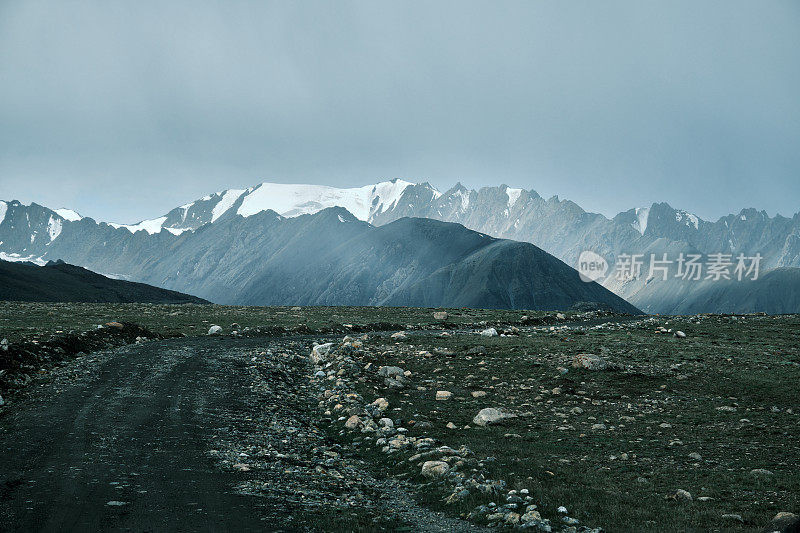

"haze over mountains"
[1,178,797,313]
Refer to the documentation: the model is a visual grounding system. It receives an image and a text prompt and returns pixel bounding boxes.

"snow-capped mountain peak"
[235,179,416,221]
[632,207,650,235]
[55,208,82,222]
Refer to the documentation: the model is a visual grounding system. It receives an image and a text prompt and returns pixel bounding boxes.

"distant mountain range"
[1,179,797,313]
[0,259,209,304]
[0,199,637,311]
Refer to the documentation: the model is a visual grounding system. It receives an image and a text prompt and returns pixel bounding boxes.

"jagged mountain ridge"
[0,202,639,312]
[2,179,797,313]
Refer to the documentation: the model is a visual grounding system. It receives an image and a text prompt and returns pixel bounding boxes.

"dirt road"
[0,335,487,533]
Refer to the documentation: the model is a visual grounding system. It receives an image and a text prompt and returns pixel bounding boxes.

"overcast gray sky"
[1,1,798,224]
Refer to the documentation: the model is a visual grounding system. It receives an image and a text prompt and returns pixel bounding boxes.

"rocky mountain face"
[0,200,637,312]
[367,183,800,314]
[2,179,797,313]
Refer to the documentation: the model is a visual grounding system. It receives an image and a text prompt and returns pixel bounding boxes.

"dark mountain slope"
[234,214,640,312]
[0,260,209,304]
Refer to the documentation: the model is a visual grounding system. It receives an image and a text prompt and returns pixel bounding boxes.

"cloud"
[1,0,798,223]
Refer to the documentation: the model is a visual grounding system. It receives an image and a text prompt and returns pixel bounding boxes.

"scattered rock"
[572,353,609,371]
[106,501,127,506]
[433,311,448,320]
[378,366,405,378]
[472,407,516,426]
[479,328,498,337]
[673,489,693,501]
[471,391,487,398]
[674,330,687,338]
[446,422,457,429]
[750,468,774,477]
[371,397,389,411]
[0,338,8,351]
[390,331,407,339]
[207,325,222,335]
[436,390,453,401]
[722,514,744,523]
[345,415,361,429]
[688,452,702,460]
[421,460,450,479]
[762,512,800,533]
[310,342,333,364]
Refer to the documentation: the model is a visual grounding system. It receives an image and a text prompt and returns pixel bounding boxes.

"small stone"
[750,468,774,477]
[378,418,394,428]
[390,331,407,339]
[378,366,405,378]
[765,512,800,533]
[207,325,222,335]
[674,330,686,338]
[473,408,516,426]
[471,391,487,398]
[433,311,448,320]
[345,415,361,430]
[591,423,607,430]
[421,460,450,479]
[721,514,743,523]
[480,327,498,337]
[106,501,127,506]
[310,342,333,364]
[674,489,693,501]
[689,452,702,460]
[572,353,609,370]
[436,390,453,401]
[371,397,389,411]
[446,422,457,429]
